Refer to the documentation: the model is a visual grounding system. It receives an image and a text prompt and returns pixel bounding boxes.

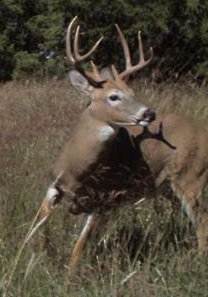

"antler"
[114,25,153,80]
[66,16,105,86]
[138,122,177,150]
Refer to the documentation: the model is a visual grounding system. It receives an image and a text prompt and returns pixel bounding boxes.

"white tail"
[38,17,155,281]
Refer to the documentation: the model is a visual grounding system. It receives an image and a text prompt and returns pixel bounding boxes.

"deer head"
[67,16,155,128]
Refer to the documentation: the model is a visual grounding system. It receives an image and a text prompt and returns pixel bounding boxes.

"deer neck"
[53,110,117,190]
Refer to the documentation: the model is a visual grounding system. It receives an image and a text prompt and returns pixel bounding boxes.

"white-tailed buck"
[96,36,208,256]
[38,16,156,280]
[32,17,208,285]
[128,114,208,255]
[102,66,208,255]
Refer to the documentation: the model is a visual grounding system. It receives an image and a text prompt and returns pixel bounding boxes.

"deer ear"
[68,70,93,94]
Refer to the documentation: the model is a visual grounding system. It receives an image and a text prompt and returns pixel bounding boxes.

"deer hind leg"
[181,192,208,255]
[171,178,208,254]
[195,214,208,256]
[68,213,100,282]
[194,192,208,256]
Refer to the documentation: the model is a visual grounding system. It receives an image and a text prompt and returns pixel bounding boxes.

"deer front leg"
[68,213,100,282]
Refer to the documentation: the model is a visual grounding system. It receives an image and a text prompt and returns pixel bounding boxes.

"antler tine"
[138,31,145,62]
[66,16,105,86]
[119,30,153,80]
[115,24,132,69]
[90,61,103,81]
[111,64,120,81]
[138,31,153,65]
[66,16,103,64]
[74,25,103,62]
[138,123,177,150]
[66,16,78,64]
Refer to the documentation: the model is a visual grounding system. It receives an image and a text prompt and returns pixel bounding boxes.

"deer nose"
[143,108,156,122]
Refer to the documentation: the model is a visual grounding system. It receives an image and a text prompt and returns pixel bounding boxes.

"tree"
[0,0,208,81]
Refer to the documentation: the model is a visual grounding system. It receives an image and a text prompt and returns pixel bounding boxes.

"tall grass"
[0,79,208,296]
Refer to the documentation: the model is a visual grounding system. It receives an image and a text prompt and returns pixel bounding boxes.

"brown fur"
[42,17,157,281]
[60,112,208,253]
[46,109,208,281]
[44,71,153,215]
[58,111,208,254]
[44,88,208,282]
[40,69,156,281]
[128,113,208,253]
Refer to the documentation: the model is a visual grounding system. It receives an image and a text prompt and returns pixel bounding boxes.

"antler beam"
[115,25,153,80]
[66,16,105,86]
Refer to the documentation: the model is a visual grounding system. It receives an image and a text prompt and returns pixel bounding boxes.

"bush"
[13,51,41,80]
[1,0,208,81]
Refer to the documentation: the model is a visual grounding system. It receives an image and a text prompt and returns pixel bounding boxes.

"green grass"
[0,79,208,296]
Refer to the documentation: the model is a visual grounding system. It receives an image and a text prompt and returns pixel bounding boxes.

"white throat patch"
[98,125,115,142]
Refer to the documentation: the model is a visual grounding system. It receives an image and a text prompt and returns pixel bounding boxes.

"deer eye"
[109,94,121,101]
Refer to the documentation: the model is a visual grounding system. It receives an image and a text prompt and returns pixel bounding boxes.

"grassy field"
[0,78,208,297]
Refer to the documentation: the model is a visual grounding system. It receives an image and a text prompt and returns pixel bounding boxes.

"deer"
[114,31,208,253]
[94,32,208,256]
[28,18,208,287]
[107,30,208,253]
[33,16,159,281]
[128,114,208,255]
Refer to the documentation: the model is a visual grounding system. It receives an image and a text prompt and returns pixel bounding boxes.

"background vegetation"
[0,0,208,81]
[0,79,208,296]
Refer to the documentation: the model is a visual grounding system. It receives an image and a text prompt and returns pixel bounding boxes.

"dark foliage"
[1,0,208,81]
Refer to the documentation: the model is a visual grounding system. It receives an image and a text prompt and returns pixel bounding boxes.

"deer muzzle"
[136,107,156,127]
